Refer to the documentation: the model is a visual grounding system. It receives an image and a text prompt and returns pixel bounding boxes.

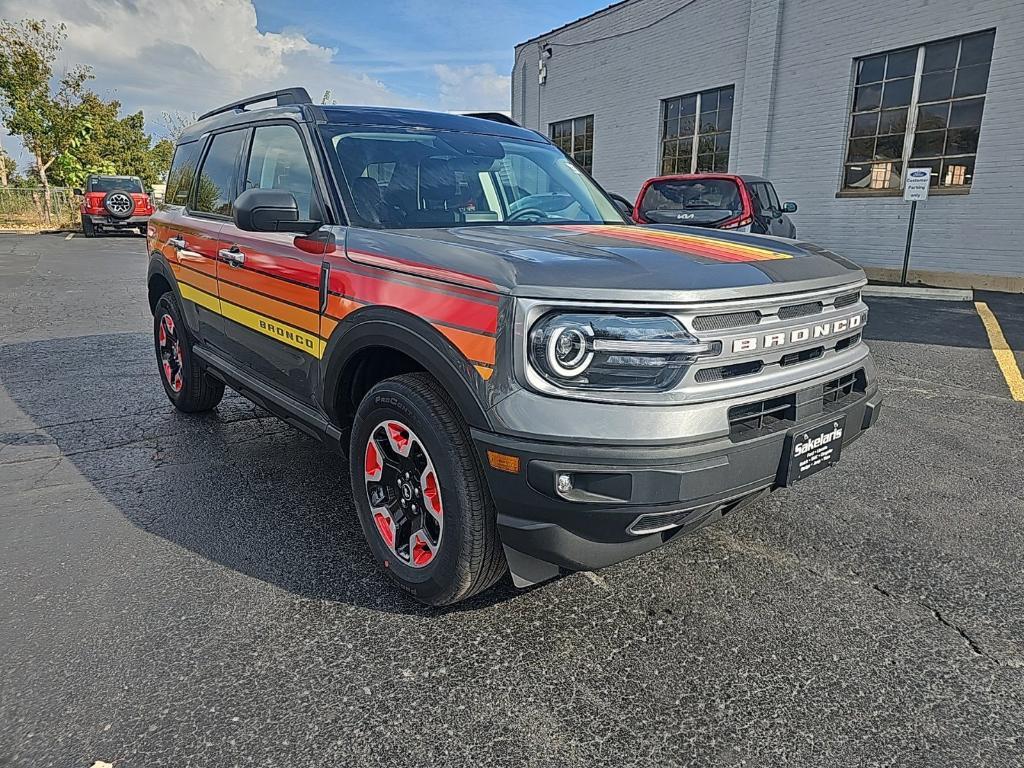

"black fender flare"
[321,305,492,431]
[147,253,179,312]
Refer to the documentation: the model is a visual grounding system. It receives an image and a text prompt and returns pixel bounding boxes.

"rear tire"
[82,218,95,238]
[153,292,224,413]
[350,373,507,606]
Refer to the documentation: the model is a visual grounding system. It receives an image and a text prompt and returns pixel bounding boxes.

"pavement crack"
[920,602,988,659]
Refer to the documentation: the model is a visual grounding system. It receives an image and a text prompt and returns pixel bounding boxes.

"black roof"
[178,102,545,145]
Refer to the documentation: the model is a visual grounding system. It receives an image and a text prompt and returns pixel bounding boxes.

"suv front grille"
[833,291,861,309]
[692,310,761,331]
[728,368,867,440]
[694,360,763,383]
[778,301,823,320]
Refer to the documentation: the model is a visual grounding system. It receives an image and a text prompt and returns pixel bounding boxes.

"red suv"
[76,174,154,237]
[632,173,798,238]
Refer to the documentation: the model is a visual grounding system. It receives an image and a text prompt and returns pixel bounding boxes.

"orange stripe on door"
[218,282,321,335]
[221,267,320,309]
[170,262,218,296]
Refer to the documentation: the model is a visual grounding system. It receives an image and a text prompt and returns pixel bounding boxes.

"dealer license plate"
[779,415,847,486]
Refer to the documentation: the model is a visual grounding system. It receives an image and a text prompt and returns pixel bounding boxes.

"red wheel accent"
[373,510,396,547]
[157,313,185,393]
[412,533,434,566]
[422,470,442,518]
[364,440,382,481]
[386,422,410,455]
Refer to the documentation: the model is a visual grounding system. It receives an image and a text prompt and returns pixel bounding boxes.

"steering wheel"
[507,207,549,222]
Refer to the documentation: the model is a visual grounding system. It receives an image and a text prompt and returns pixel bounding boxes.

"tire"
[82,217,95,238]
[153,292,224,413]
[102,190,134,219]
[350,373,506,606]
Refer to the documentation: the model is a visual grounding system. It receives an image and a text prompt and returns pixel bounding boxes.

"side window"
[749,183,773,215]
[245,124,316,219]
[193,130,246,216]
[165,142,202,206]
[764,183,782,211]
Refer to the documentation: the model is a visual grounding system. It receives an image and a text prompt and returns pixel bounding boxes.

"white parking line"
[64,233,74,240]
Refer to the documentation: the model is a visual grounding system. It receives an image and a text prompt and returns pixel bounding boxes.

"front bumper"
[83,213,151,228]
[473,370,882,586]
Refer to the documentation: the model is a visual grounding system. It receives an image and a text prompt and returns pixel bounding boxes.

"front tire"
[153,292,224,413]
[350,373,506,606]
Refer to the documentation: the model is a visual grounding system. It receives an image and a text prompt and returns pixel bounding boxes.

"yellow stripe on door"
[177,281,325,358]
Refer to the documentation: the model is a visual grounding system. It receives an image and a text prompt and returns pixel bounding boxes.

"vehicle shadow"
[863,295,990,348]
[0,331,523,615]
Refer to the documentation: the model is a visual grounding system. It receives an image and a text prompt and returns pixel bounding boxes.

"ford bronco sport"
[147,88,881,606]
[77,174,154,237]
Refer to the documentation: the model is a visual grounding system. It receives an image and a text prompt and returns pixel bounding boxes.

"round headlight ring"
[545,325,593,378]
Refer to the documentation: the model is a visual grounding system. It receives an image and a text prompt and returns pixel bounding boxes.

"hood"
[343,224,865,302]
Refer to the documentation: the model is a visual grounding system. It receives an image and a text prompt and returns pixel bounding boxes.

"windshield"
[88,176,144,194]
[319,127,624,228]
[638,178,742,225]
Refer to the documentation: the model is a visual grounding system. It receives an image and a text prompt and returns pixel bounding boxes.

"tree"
[0,140,11,186]
[0,19,92,218]
[158,110,197,142]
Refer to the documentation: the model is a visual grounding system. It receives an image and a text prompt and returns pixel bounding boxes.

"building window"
[550,115,594,172]
[844,29,994,192]
[660,85,734,175]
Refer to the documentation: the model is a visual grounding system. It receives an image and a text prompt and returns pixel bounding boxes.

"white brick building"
[512,0,1023,290]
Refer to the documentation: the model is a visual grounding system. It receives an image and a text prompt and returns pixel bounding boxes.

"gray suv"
[147,88,881,605]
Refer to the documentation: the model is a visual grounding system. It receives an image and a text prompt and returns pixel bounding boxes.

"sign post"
[900,168,931,286]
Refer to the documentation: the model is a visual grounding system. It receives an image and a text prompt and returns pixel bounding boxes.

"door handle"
[167,236,186,250]
[218,247,246,267]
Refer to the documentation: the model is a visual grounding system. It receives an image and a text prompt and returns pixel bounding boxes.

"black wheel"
[82,218,95,238]
[153,292,224,413]
[350,373,506,606]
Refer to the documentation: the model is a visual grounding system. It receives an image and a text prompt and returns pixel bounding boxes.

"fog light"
[556,473,573,493]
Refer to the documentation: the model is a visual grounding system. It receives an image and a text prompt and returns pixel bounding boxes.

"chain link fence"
[0,187,81,231]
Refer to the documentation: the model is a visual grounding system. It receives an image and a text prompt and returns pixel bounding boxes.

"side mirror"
[233,188,321,234]
[73,188,83,196]
[781,201,798,214]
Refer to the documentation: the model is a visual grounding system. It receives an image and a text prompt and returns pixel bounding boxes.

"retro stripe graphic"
[561,224,794,263]
[168,250,498,378]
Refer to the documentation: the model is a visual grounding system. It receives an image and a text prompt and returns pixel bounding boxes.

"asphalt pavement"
[1,233,1022,768]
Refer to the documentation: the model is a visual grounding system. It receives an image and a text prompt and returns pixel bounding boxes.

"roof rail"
[198,87,313,121]
[463,112,520,127]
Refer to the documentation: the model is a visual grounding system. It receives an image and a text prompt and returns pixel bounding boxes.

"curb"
[863,284,974,302]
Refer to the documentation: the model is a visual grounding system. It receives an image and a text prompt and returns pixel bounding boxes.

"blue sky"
[250,0,603,107]
[0,0,608,170]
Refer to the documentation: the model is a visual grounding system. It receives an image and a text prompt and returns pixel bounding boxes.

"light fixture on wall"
[538,44,552,85]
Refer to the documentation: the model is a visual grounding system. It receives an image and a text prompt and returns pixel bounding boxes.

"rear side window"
[244,124,316,219]
[193,130,246,216]
[165,142,202,206]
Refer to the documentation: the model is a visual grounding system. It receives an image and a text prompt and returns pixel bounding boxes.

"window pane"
[847,137,875,162]
[666,99,680,121]
[701,89,719,111]
[665,117,680,139]
[844,161,901,190]
[696,134,716,154]
[878,108,908,134]
[573,116,588,138]
[881,77,913,108]
[765,183,782,209]
[911,130,945,158]
[851,112,879,137]
[918,71,954,102]
[663,139,678,157]
[949,97,984,127]
[715,133,731,153]
[924,39,959,72]
[749,183,770,214]
[166,141,202,206]
[699,111,718,134]
[245,125,315,219]
[696,153,716,172]
[953,63,990,98]
[712,152,729,172]
[941,156,974,186]
[917,102,950,130]
[680,114,696,135]
[945,127,979,155]
[854,84,882,111]
[679,96,697,116]
[857,55,886,84]
[886,49,918,79]
[874,133,905,160]
[959,31,994,66]
[661,157,675,175]
[719,87,734,110]
[193,130,245,215]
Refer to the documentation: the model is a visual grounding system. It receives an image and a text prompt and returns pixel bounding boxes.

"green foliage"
[0,18,174,190]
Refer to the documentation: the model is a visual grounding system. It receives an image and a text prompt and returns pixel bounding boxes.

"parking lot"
[1,232,1022,767]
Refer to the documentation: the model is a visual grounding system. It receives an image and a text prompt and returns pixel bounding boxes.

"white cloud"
[0,0,419,167]
[433,64,511,112]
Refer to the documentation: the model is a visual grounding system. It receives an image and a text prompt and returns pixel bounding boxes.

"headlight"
[528,312,716,391]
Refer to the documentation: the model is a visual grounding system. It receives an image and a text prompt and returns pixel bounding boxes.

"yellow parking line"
[975,301,1024,402]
